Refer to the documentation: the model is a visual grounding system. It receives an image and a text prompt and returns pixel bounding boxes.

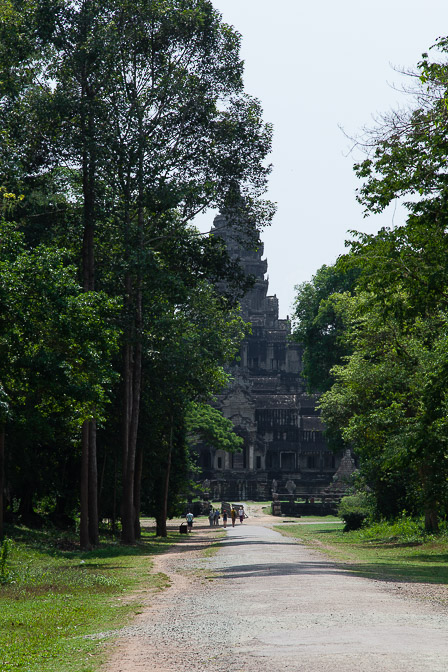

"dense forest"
[4,2,448,548]
[293,37,448,533]
[0,0,274,547]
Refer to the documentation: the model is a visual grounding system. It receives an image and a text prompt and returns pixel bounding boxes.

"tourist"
[230,507,237,527]
[222,510,228,528]
[238,506,245,523]
[214,509,220,526]
[208,508,214,527]
[186,510,194,532]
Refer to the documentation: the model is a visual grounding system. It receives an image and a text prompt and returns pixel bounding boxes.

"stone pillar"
[248,441,254,470]
[241,342,248,368]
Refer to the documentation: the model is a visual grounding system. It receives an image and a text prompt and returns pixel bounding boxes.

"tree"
[314,36,448,531]
[139,278,246,537]
[354,37,448,216]
[30,0,274,544]
[319,212,448,530]
[1,0,274,543]
[185,402,244,454]
[292,264,359,394]
[0,211,120,534]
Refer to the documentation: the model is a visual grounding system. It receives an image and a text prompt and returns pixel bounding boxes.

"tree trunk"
[111,451,117,536]
[158,421,173,538]
[121,338,136,544]
[420,462,440,534]
[120,271,133,542]
[155,514,165,537]
[121,281,143,544]
[80,420,92,550]
[424,507,439,534]
[88,419,99,545]
[0,425,4,540]
[79,31,98,548]
[121,346,131,472]
[133,439,143,540]
[121,343,142,544]
[121,101,145,544]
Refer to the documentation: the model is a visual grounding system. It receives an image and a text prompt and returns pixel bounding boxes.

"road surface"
[104,516,448,672]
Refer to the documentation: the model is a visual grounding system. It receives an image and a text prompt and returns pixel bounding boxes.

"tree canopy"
[293,37,448,532]
[0,0,274,543]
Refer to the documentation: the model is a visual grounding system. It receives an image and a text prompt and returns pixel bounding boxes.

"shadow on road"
[214,560,349,579]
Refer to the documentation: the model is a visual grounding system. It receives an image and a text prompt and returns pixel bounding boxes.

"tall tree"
[316,36,448,531]
[140,276,246,537]
[0,213,120,533]
[319,210,448,530]
[354,37,448,216]
[1,0,274,544]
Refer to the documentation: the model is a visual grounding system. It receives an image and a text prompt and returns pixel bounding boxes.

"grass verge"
[0,522,178,672]
[275,517,448,584]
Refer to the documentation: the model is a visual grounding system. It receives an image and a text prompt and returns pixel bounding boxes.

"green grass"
[277,515,340,523]
[202,532,226,558]
[275,517,448,584]
[0,523,177,672]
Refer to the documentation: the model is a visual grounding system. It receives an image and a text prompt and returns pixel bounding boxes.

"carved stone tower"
[196,213,342,501]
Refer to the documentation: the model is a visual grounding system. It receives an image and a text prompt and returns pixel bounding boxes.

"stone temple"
[196,213,346,502]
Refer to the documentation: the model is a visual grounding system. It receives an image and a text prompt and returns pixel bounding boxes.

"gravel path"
[104,516,448,672]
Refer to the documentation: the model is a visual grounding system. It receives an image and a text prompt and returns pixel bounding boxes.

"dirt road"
[104,514,448,672]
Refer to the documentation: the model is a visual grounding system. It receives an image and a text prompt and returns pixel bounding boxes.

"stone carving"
[286,479,296,495]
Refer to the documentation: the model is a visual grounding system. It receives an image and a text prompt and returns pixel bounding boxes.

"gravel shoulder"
[102,511,448,672]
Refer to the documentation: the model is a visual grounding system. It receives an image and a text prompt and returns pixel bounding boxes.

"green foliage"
[292,263,359,394]
[355,515,427,544]
[0,538,9,584]
[318,38,448,530]
[354,37,448,216]
[0,0,274,539]
[338,493,374,532]
[186,401,243,453]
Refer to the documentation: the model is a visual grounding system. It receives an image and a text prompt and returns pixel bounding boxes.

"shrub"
[0,539,10,584]
[338,493,373,532]
[357,514,427,543]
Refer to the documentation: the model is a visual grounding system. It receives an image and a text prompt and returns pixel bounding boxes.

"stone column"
[225,451,231,469]
[248,440,255,470]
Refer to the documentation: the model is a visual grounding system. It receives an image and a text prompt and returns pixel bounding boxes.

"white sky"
[195,0,448,318]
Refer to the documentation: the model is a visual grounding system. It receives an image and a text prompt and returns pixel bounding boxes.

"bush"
[341,511,367,531]
[0,539,10,584]
[357,514,428,543]
[338,493,373,532]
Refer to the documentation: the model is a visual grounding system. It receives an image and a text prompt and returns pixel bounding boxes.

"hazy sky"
[195,0,448,317]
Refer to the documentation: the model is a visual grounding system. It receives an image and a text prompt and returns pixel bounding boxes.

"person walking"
[222,510,228,528]
[185,510,194,532]
[208,508,214,527]
[238,506,245,524]
[230,507,237,527]
[213,509,220,526]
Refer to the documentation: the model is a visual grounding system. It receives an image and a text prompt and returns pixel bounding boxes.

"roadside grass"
[0,522,178,672]
[276,515,340,523]
[202,532,226,558]
[275,517,448,584]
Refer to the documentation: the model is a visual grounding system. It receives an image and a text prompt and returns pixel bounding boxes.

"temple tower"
[196,214,342,501]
